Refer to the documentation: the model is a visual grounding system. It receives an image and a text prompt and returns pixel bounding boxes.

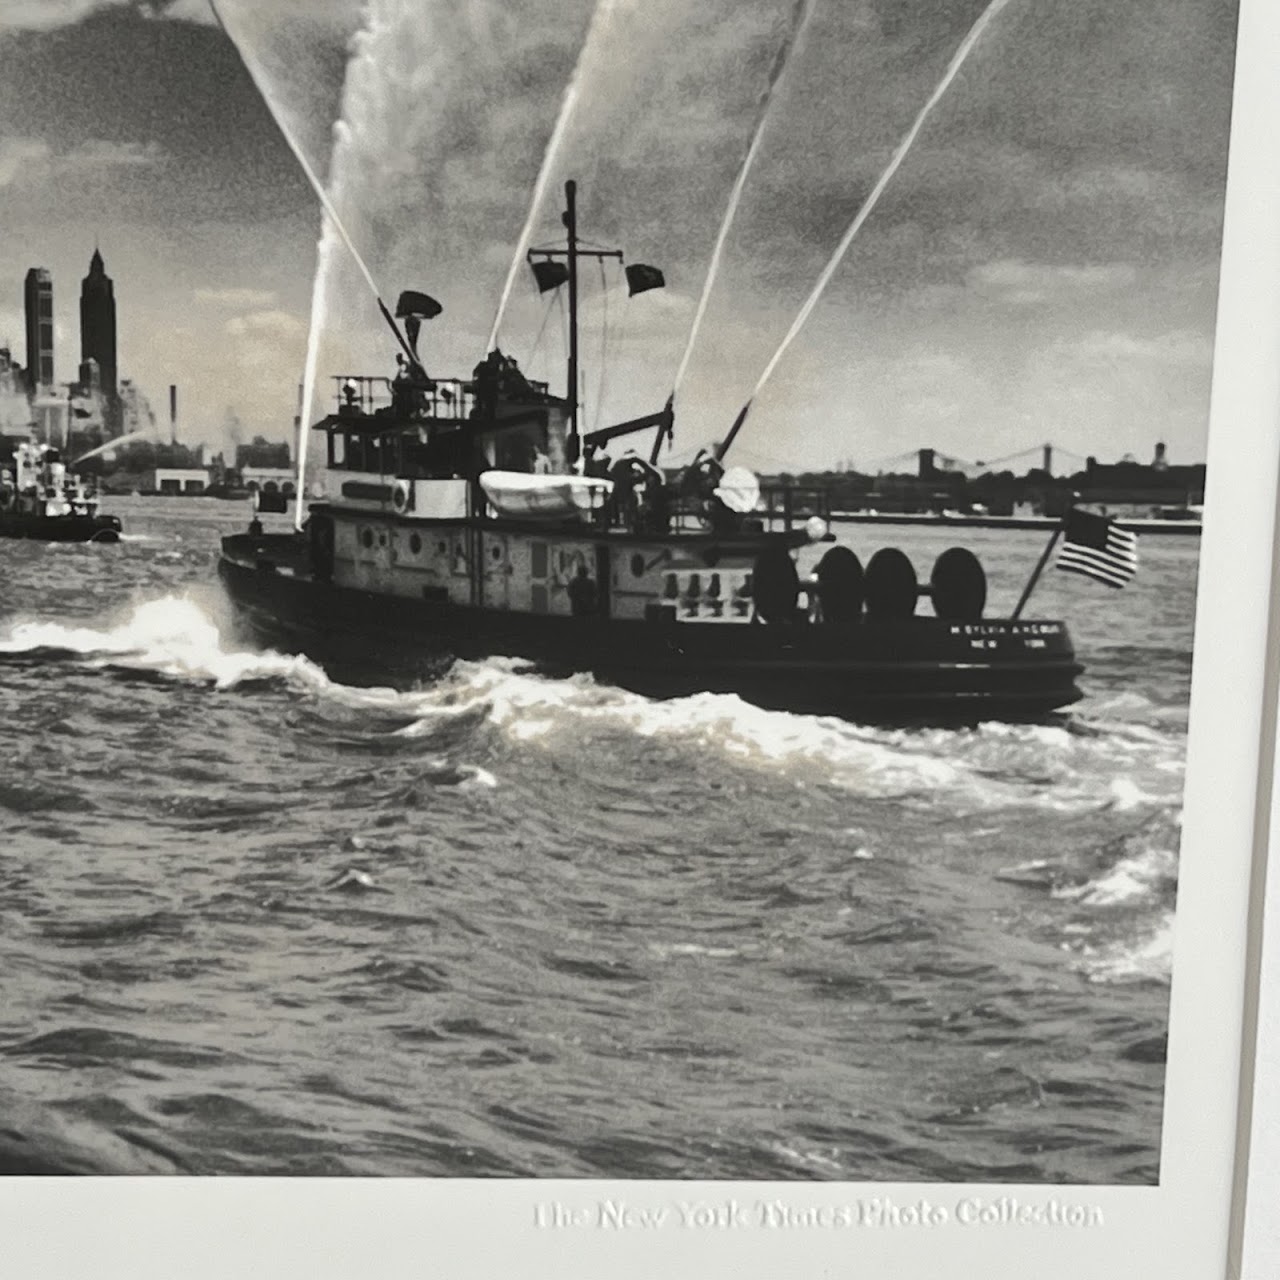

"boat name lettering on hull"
[950,623,1063,637]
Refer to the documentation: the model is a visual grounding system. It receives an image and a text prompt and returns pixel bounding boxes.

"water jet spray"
[487,0,620,354]
[718,0,1017,463]
[211,0,426,529]
[668,0,818,414]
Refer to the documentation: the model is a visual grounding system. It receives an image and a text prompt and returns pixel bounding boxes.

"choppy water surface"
[0,498,1193,1181]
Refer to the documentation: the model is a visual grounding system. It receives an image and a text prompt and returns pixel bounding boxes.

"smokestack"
[918,447,935,479]
[1042,444,1052,476]
[169,384,177,445]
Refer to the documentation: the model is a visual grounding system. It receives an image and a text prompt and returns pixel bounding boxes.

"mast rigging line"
[717,0,1017,465]
[555,287,570,396]
[526,291,559,373]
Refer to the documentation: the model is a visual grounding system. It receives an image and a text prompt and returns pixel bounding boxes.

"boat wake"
[400,655,1187,833]
[0,594,1186,806]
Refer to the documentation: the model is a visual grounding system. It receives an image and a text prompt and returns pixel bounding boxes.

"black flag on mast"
[394,289,442,358]
[530,260,570,293]
[625,263,665,296]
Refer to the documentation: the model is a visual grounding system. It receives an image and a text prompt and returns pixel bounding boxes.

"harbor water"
[0,498,1192,1181]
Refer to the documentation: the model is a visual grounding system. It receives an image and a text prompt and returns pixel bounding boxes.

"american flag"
[1055,507,1139,588]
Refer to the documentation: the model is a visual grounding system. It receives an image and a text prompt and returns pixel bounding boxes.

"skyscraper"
[80,248,117,402]
[23,267,54,394]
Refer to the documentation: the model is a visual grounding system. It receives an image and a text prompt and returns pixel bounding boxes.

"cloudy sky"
[0,0,1240,471]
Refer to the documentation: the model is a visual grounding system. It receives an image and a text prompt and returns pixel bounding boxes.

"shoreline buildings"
[759,443,1205,522]
[4,257,1203,510]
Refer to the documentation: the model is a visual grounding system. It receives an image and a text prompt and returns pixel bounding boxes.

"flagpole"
[563,180,580,467]
[1012,509,1068,620]
[292,381,306,533]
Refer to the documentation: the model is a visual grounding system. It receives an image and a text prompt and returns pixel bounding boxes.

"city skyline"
[7,247,123,436]
[0,0,1238,468]
[0,245,1220,471]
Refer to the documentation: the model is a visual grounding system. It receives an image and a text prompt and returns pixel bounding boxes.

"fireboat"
[0,437,121,543]
[218,182,1082,723]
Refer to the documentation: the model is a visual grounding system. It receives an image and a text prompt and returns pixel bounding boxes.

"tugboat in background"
[0,436,121,543]
[218,182,1085,724]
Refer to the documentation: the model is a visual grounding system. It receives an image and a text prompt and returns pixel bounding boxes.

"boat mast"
[564,179,580,462]
[528,183,622,469]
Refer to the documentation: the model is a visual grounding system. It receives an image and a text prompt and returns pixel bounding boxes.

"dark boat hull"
[0,512,122,543]
[217,549,1084,724]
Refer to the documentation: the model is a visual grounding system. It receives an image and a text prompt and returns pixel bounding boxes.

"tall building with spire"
[79,248,117,403]
[23,267,54,394]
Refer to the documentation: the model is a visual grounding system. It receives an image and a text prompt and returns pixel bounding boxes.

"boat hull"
[0,512,122,543]
[217,550,1084,724]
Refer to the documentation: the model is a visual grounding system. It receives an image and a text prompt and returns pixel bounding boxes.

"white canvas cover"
[479,469,612,519]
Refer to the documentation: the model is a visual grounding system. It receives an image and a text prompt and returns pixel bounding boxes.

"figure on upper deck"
[471,350,540,420]
[388,354,436,419]
[609,455,669,535]
[682,447,742,532]
[339,379,361,417]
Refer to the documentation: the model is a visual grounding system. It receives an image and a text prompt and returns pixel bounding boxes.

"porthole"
[490,544,502,562]
[360,527,373,549]
[630,553,645,579]
[437,541,447,555]
[409,532,423,555]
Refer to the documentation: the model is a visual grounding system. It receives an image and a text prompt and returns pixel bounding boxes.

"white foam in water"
[430,657,1189,813]
[650,942,741,960]
[0,596,334,690]
[1106,778,1160,812]
[440,658,986,798]
[1055,843,1178,908]
[0,598,1184,814]
[0,596,486,720]
[1079,913,1175,985]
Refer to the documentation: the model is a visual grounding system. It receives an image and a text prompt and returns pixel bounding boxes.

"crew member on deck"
[584,443,611,478]
[567,565,597,616]
[390,355,413,416]
[339,379,360,416]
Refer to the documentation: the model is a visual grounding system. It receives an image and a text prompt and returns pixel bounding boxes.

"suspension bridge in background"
[863,442,1094,479]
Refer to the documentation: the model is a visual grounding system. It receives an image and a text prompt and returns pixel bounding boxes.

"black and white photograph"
[0,0,1266,1244]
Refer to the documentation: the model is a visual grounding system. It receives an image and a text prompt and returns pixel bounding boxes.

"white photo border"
[3,0,1279,1276]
